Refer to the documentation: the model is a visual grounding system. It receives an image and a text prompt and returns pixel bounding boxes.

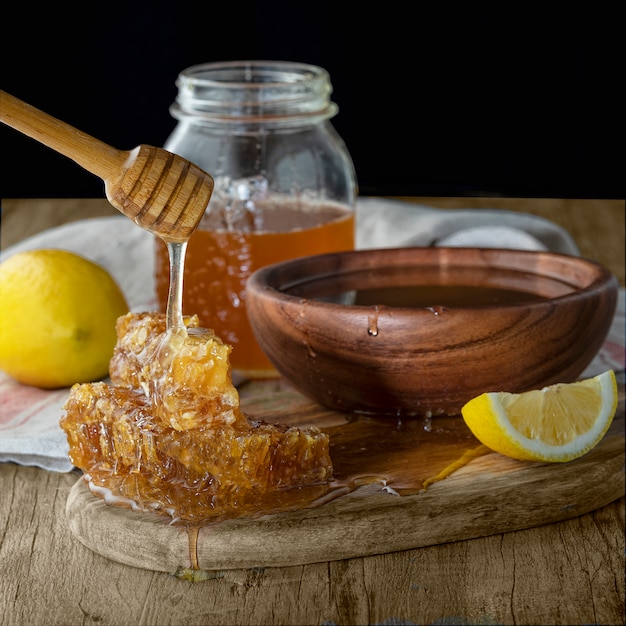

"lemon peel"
[0,249,129,388]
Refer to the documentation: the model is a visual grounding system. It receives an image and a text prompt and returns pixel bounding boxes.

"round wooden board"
[66,407,624,573]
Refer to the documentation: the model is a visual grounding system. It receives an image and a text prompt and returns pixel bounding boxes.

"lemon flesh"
[461,370,618,462]
[0,249,129,389]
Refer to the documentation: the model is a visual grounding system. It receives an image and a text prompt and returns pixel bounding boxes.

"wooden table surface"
[1,197,624,626]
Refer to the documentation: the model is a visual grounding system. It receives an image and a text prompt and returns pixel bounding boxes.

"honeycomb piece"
[61,312,333,523]
[62,382,332,522]
[110,312,241,430]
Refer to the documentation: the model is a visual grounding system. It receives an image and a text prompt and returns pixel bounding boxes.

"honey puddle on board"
[227,399,487,506]
[236,378,489,502]
[325,412,488,495]
[182,399,488,571]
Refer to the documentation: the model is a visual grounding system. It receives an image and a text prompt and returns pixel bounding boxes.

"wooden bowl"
[246,247,619,417]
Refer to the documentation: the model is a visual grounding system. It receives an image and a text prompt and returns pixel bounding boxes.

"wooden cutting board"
[65,379,625,574]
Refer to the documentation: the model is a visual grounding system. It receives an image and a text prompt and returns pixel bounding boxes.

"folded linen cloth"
[356,198,581,254]
[0,199,622,473]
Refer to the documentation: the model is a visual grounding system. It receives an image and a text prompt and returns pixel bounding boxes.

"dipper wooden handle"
[0,90,213,243]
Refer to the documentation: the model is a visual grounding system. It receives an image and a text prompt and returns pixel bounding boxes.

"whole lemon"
[0,249,129,389]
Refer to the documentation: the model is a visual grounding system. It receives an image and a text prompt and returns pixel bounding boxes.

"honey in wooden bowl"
[246,247,619,417]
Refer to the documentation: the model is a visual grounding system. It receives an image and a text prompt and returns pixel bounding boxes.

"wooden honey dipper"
[0,90,213,243]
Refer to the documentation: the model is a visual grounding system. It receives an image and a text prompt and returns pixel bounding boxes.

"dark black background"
[1,1,623,199]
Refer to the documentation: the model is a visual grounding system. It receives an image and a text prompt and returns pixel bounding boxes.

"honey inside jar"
[154,200,355,376]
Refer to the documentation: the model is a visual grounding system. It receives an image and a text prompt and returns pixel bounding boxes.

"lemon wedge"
[461,370,618,462]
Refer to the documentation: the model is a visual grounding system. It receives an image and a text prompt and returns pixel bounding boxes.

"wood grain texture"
[64,384,625,574]
[3,460,623,626]
[1,198,624,626]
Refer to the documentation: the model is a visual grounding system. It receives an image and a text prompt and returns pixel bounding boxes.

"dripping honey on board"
[324,413,487,495]
[181,397,488,572]
[236,384,488,504]
[185,411,487,522]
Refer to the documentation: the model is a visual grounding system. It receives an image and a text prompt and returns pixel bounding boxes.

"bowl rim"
[247,246,618,313]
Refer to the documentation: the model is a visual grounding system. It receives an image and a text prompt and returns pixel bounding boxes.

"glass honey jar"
[154,60,358,377]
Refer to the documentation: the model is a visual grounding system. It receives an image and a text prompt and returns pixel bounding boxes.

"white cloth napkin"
[356,198,581,254]
[0,199,622,472]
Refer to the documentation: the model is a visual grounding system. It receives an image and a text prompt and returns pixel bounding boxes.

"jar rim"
[178,60,331,88]
[172,60,338,124]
